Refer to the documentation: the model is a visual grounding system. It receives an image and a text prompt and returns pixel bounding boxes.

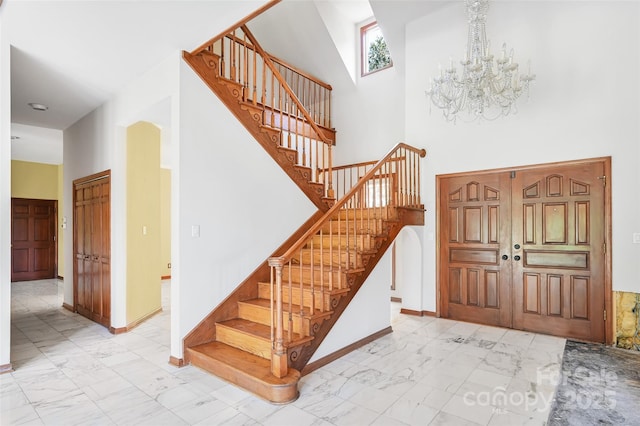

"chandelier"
[426,0,535,122]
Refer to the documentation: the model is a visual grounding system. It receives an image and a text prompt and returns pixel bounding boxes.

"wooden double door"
[438,158,610,343]
[11,198,57,281]
[74,172,111,328]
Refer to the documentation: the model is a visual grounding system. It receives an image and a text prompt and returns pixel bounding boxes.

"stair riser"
[307,235,373,251]
[282,266,349,287]
[258,282,337,311]
[320,219,385,235]
[215,324,271,359]
[294,251,362,269]
[337,208,397,220]
[237,303,311,336]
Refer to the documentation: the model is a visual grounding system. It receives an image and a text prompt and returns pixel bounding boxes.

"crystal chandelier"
[426,0,535,122]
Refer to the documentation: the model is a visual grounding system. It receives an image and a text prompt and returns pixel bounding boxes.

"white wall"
[332,50,406,166]
[0,5,12,369]
[63,54,180,330]
[310,247,393,362]
[394,226,423,312]
[177,60,318,353]
[404,1,640,311]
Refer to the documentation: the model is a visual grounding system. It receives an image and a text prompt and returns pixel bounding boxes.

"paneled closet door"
[74,172,111,328]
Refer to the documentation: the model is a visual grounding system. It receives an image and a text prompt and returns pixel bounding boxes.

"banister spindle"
[252,41,257,105]
[231,30,237,82]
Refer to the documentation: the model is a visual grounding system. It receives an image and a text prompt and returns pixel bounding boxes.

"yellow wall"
[11,160,64,278]
[126,122,161,325]
[160,168,171,278]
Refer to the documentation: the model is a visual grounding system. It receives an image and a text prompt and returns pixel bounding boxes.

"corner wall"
[0,4,11,370]
[177,59,317,351]
[126,121,161,325]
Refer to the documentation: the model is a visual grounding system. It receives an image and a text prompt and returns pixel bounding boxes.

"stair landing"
[188,341,300,404]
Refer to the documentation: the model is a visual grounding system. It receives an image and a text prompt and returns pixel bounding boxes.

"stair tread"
[218,318,313,346]
[258,280,352,292]
[189,341,300,386]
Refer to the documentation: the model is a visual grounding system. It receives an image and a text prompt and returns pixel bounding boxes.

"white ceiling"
[3,0,445,165]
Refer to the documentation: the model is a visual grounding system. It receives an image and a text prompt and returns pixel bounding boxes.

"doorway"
[11,198,57,281]
[437,157,611,343]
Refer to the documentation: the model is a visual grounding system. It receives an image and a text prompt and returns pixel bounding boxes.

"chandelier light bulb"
[426,0,535,122]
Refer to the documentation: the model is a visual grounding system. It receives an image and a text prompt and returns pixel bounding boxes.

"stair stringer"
[291,206,426,373]
[182,50,332,211]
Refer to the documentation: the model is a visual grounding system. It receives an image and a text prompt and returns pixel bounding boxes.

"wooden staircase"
[181,12,427,405]
[183,24,336,211]
[184,144,426,403]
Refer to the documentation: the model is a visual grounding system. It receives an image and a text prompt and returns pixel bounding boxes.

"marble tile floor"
[2,279,569,426]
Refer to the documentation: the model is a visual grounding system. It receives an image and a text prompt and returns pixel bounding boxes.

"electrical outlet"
[633,233,640,244]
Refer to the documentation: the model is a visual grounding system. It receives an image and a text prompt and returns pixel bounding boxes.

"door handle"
[514,255,521,261]
[502,254,509,260]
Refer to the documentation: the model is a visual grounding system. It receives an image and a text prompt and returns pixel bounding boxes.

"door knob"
[514,255,521,261]
[502,254,509,260]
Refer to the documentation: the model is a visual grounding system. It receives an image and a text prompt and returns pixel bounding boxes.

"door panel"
[512,162,605,342]
[439,159,608,343]
[74,173,111,328]
[11,199,56,281]
[439,172,513,328]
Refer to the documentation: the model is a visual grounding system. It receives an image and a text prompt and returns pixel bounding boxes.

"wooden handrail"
[190,0,282,55]
[240,25,331,146]
[198,33,333,94]
[265,142,425,377]
[269,53,333,91]
[274,143,426,264]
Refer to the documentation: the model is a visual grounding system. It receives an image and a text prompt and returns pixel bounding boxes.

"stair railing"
[267,143,426,377]
[192,25,335,199]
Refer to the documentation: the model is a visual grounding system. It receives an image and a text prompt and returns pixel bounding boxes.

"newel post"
[268,256,288,378]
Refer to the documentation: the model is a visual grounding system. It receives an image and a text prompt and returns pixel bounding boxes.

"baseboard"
[0,363,13,374]
[390,297,402,303]
[300,326,393,376]
[169,356,185,367]
[109,307,163,335]
[400,308,436,317]
[62,303,74,312]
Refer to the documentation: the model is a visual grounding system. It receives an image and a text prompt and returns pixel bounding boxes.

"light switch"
[191,225,200,238]
[633,233,640,244]
[142,226,147,235]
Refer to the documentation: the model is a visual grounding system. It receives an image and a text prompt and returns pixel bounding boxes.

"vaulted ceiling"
[3,0,450,164]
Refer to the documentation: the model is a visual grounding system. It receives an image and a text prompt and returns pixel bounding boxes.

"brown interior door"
[511,162,606,342]
[74,172,111,328]
[439,159,608,343]
[439,172,513,328]
[11,198,57,282]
